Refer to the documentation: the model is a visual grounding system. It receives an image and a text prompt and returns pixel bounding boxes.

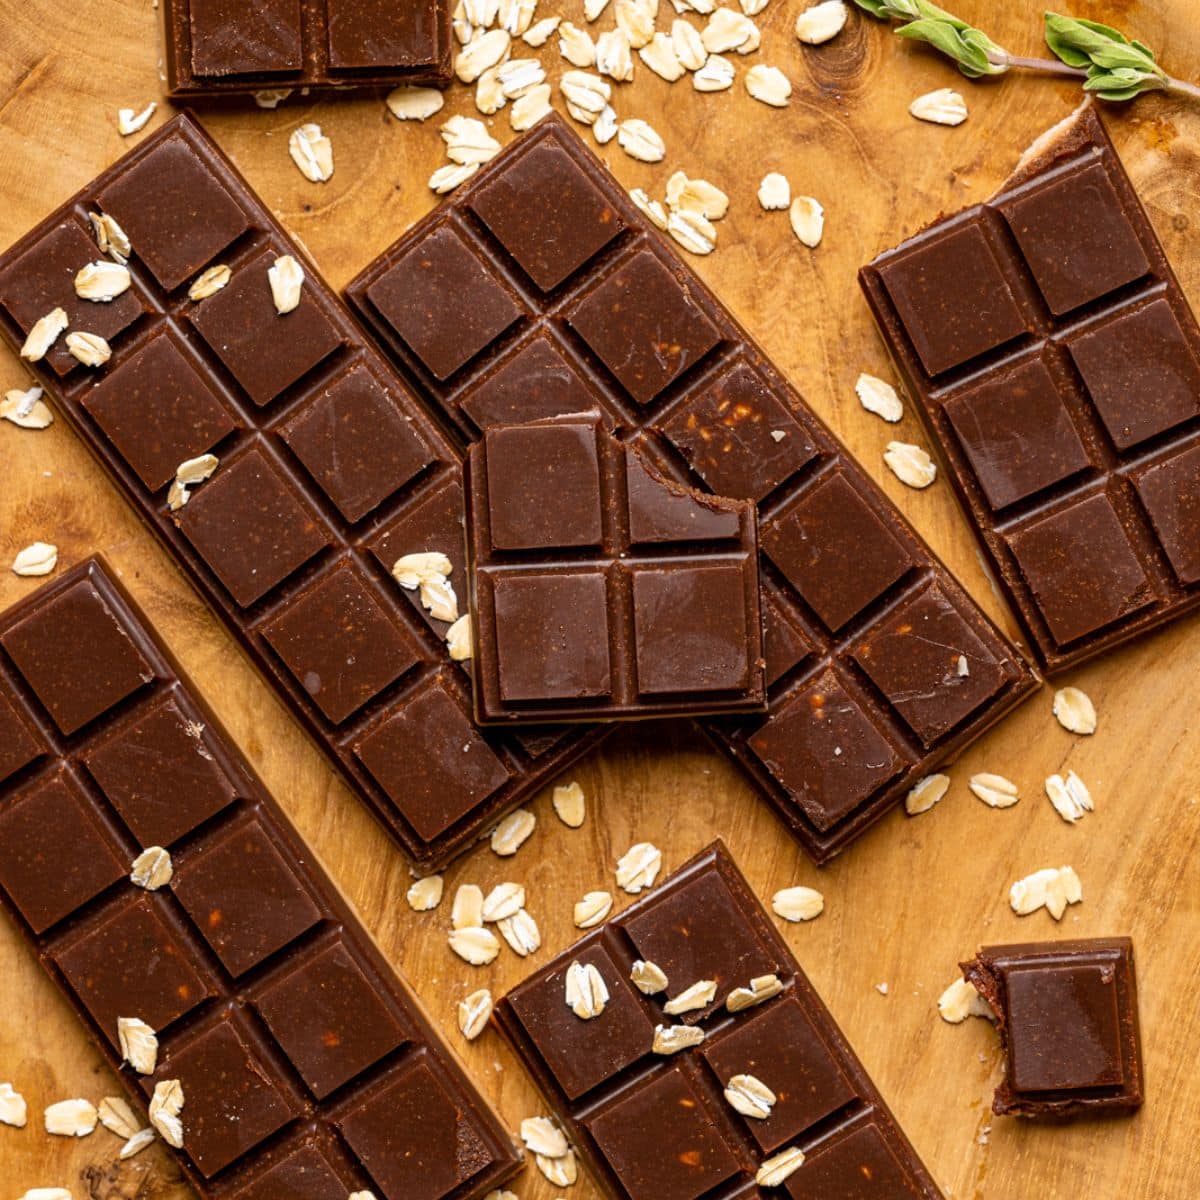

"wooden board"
[1,1,1198,1197]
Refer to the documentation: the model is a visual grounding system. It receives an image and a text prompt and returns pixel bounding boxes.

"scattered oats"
[117,102,156,135]
[1045,770,1094,823]
[969,772,1019,809]
[119,1127,155,1159]
[430,162,480,193]
[499,909,541,956]
[1009,865,1082,920]
[663,979,717,1014]
[130,846,173,890]
[668,209,717,255]
[875,982,890,995]
[639,31,685,80]
[1,386,52,429]
[453,2,475,44]
[392,551,459,621]
[565,960,610,1019]
[788,195,825,247]
[772,885,824,922]
[746,63,791,106]
[88,211,131,263]
[795,0,847,44]
[584,0,611,20]
[770,430,786,441]
[12,542,58,577]
[521,1115,568,1158]
[97,1096,141,1140]
[957,654,970,677]
[511,82,553,129]
[740,0,769,13]
[254,88,292,108]
[937,977,992,1024]
[0,1083,27,1127]
[66,331,111,367]
[593,104,619,143]
[117,1017,158,1074]
[617,118,665,162]
[75,261,131,302]
[725,1073,776,1119]
[616,842,662,892]
[446,613,474,660]
[492,807,536,855]
[482,882,526,922]
[523,15,561,45]
[167,452,218,511]
[18,1191,73,1200]
[148,1080,183,1148]
[553,780,587,827]
[456,28,512,82]
[559,21,597,67]
[905,772,950,815]
[884,440,937,488]
[630,959,669,994]
[20,307,68,361]
[702,7,757,53]
[188,264,231,301]
[289,123,334,182]
[757,1145,805,1187]
[616,0,657,46]
[443,114,503,165]
[653,1023,706,1053]
[910,87,968,126]
[407,875,445,911]
[463,0,499,25]
[574,890,613,928]
[596,29,635,81]
[561,70,610,122]
[450,925,502,965]
[498,57,545,97]
[630,187,668,229]
[45,1098,97,1137]
[1053,687,1097,735]
[268,254,305,315]
[855,372,903,422]
[499,0,537,34]
[458,988,494,1039]
[757,172,790,210]
[694,53,735,90]
[536,1149,578,1187]
[475,66,508,114]
[451,885,485,933]
[672,19,707,69]
[726,973,783,1011]
[667,172,729,218]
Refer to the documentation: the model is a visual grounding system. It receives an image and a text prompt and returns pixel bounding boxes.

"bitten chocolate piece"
[466,413,765,722]
[495,842,943,1199]
[346,115,1038,863]
[161,0,453,98]
[0,559,519,1198]
[962,938,1144,1118]
[862,104,1200,673]
[0,114,606,871]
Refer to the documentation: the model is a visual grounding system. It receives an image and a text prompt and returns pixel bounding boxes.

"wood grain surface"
[1,1,1198,1197]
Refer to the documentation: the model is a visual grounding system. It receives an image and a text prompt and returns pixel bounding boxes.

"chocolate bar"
[495,841,944,1198]
[465,413,765,722]
[962,938,1144,1118]
[0,113,608,871]
[162,0,453,98]
[345,115,1039,863]
[861,104,1200,674]
[0,558,520,1198]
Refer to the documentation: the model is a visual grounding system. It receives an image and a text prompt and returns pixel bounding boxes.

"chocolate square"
[188,0,304,76]
[1133,443,1200,585]
[279,364,436,523]
[365,224,523,381]
[761,586,816,689]
[624,453,741,545]
[469,139,625,292]
[0,681,43,784]
[261,562,421,726]
[785,1117,928,1199]
[172,816,322,976]
[763,471,912,633]
[1,575,154,735]
[229,1141,355,1200]
[943,352,1090,510]
[325,0,441,69]
[568,249,722,405]
[176,448,329,608]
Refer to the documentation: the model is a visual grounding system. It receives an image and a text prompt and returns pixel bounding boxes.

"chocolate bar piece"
[0,114,607,871]
[465,413,765,722]
[0,558,519,1198]
[962,938,1144,1118]
[162,0,453,98]
[495,841,944,1198]
[861,105,1200,674]
[346,115,1039,862]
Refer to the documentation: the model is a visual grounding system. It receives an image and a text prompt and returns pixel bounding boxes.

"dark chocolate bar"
[962,937,1144,1118]
[861,104,1200,674]
[0,558,519,1198]
[465,413,765,722]
[495,841,944,1198]
[0,113,608,872]
[162,0,453,99]
[345,114,1039,863]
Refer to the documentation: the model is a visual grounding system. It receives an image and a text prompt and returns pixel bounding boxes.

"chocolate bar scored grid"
[0,559,520,1200]
[346,114,1040,864]
[0,113,608,872]
[495,842,944,1199]
[861,106,1200,674]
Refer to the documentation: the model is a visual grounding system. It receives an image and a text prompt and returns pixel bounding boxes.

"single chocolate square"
[1132,444,1200,585]
[962,938,1144,1117]
[325,0,444,70]
[188,0,304,77]
[760,585,817,689]
[228,1140,358,1200]
[785,1115,930,1198]
[0,681,44,784]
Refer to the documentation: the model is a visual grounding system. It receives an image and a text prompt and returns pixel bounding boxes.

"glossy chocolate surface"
[162,0,452,98]
[962,937,1143,1118]
[346,115,1038,863]
[862,105,1200,674]
[495,842,942,1199]
[0,114,607,871]
[0,559,519,1197]
[466,413,765,722]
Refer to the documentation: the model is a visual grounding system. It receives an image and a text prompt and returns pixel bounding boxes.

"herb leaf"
[1044,14,1162,76]
[896,18,1006,77]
